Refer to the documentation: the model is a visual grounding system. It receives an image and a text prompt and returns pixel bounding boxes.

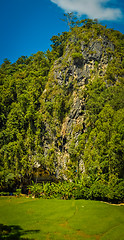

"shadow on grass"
[0,224,40,240]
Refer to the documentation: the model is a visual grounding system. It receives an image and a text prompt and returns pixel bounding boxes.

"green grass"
[0,197,124,240]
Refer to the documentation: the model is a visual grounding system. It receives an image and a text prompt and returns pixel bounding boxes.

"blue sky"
[0,0,124,65]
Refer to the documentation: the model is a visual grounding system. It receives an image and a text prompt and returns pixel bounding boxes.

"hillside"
[0,19,124,198]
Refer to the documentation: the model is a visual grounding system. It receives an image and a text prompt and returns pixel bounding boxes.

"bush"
[0,192,9,196]
[28,182,43,198]
[27,180,124,203]
[108,180,124,203]
[13,189,22,197]
[72,52,84,60]
[89,181,109,201]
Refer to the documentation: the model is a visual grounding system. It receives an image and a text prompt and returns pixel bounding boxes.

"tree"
[61,13,80,31]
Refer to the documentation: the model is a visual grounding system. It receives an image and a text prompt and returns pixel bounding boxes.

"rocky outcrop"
[41,35,115,180]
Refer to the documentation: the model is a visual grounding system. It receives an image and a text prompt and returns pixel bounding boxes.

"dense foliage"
[0,18,124,202]
[0,52,50,189]
[27,180,124,203]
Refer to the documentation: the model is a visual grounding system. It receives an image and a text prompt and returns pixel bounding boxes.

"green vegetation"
[26,180,124,203]
[0,197,124,240]
[0,16,124,202]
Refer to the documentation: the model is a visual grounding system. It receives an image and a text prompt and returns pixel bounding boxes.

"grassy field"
[0,197,124,240]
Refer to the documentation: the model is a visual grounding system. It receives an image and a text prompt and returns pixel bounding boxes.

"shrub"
[72,52,84,60]
[0,192,9,196]
[108,180,124,203]
[27,182,43,198]
[27,180,124,203]
[13,189,22,197]
[89,181,109,201]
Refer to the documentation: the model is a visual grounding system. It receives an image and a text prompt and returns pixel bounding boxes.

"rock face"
[41,35,115,180]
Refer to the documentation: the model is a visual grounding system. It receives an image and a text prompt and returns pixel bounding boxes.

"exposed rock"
[42,35,115,180]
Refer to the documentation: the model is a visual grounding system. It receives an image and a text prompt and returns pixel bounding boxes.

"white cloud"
[50,0,123,20]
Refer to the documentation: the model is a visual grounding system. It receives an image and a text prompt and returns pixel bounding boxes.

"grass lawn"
[0,197,124,240]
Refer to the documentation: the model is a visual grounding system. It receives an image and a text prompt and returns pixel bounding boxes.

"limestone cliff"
[40,31,116,179]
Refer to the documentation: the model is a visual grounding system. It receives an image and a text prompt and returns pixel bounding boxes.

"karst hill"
[0,19,124,197]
